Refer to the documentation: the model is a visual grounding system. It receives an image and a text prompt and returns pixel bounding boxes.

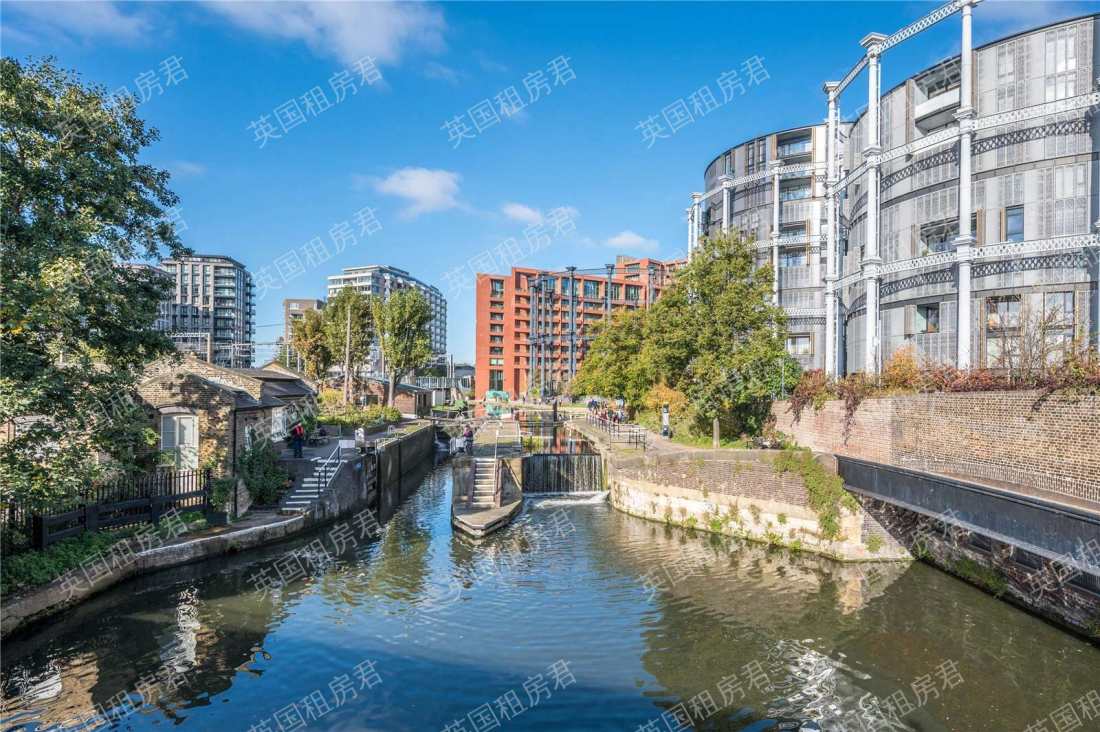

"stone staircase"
[470,458,497,509]
[280,448,341,515]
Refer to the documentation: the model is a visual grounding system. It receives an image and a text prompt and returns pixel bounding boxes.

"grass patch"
[866,534,884,554]
[773,448,858,542]
[0,511,206,596]
[952,557,1009,598]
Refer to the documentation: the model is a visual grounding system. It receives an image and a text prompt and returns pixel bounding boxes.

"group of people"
[586,399,627,424]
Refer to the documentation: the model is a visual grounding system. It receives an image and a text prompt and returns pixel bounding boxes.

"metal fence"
[585,414,648,450]
[1,468,210,553]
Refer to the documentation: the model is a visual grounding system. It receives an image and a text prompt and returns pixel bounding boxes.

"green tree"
[573,231,799,438]
[371,289,433,406]
[289,308,332,381]
[571,308,649,406]
[322,288,373,405]
[1,58,185,509]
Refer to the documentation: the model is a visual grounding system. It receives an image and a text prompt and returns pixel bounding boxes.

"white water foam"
[525,491,609,508]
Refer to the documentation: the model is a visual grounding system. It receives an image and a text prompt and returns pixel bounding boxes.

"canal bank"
[1,425,437,640]
[570,420,908,562]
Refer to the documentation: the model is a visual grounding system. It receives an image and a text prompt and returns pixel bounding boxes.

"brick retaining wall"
[772,391,1100,503]
[606,451,908,562]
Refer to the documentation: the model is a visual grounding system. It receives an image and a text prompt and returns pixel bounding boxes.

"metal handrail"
[317,444,341,495]
[492,425,502,507]
[586,413,647,450]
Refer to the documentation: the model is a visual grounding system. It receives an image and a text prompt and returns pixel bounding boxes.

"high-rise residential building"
[282,298,325,342]
[278,298,325,370]
[688,10,1099,376]
[474,256,685,400]
[326,265,447,372]
[160,255,255,368]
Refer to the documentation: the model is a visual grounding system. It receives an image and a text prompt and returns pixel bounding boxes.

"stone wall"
[606,451,908,562]
[376,425,434,487]
[858,497,1100,641]
[772,391,1100,503]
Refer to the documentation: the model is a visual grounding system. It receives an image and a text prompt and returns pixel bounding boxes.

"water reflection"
[2,463,1097,731]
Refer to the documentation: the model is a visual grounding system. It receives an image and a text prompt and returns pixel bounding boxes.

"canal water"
[2,462,1097,731]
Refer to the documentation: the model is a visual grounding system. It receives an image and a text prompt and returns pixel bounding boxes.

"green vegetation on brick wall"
[772,448,857,541]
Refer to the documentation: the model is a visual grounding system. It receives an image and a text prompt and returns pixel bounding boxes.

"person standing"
[289,421,305,459]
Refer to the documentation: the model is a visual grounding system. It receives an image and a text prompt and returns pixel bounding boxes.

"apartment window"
[490,312,503,321]
[777,135,811,158]
[610,283,622,300]
[625,285,641,302]
[489,347,503,355]
[920,220,958,254]
[915,304,940,334]
[583,280,600,299]
[1044,27,1077,101]
[780,248,808,268]
[489,370,504,391]
[490,300,504,309]
[1004,205,1024,242]
[489,336,503,345]
[786,334,812,357]
[779,180,810,202]
[490,279,504,296]
[986,295,1021,366]
[1044,291,1075,364]
[490,324,503,333]
[779,223,806,240]
[489,358,504,366]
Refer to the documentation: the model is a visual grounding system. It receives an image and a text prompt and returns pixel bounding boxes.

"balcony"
[914,86,960,132]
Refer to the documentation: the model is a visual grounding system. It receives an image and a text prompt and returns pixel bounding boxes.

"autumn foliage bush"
[786,346,1100,436]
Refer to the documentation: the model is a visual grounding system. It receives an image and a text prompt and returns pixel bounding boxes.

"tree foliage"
[1,58,185,508]
[288,308,332,380]
[572,232,800,438]
[371,289,433,406]
[322,288,373,403]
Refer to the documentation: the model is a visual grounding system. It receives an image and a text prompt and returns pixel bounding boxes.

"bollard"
[712,418,720,449]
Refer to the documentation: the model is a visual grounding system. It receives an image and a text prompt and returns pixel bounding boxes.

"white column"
[955,0,976,370]
[769,160,782,305]
[721,178,731,233]
[861,33,886,375]
[689,192,702,259]
[824,81,840,376]
[686,206,695,258]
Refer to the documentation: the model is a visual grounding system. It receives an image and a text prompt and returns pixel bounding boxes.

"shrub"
[881,346,921,391]
[788,369,832,423]
[211,477,236,512]
[832,374,873,443]
[237,439,289,505]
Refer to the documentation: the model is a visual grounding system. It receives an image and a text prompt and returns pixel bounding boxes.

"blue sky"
[3,0,1092,363]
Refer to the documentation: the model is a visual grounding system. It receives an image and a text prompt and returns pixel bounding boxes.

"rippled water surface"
[2,462,1097,731]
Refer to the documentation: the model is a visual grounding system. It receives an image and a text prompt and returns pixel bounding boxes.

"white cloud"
[374,167,461,218]
[604,230,658,252]
[172,161,206,177]
[501,203,543,225]
[202,1,445,67]
[4,1,151,42]
[423,61,462,84]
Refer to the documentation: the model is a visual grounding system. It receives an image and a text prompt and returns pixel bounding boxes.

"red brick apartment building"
[475,256,686,399]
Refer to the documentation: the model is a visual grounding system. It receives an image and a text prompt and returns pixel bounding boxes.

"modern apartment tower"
[689,8,1099,375]
[699,123,838,370]
[326,265,448,372]
[159,254,255,368]
[474,256,685,400]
